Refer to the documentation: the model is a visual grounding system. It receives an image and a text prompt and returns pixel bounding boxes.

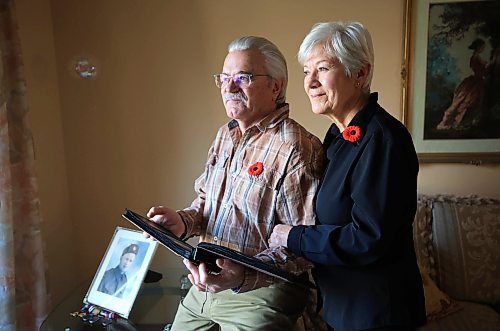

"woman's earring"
[355,81,361,88]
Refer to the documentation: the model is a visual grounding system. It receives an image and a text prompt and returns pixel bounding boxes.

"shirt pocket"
[238,141,293,192]
[204,150,230,182]
[203,150,231,205]
[206,150,229,169]
[233,162,284,224]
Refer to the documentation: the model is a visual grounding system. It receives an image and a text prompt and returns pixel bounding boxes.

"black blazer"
[288,93,426,331]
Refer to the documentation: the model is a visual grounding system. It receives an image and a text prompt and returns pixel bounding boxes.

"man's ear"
[272,79,284,101]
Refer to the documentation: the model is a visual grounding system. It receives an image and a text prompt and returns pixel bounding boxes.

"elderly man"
[148,36,324,330]
[97,243,138,298]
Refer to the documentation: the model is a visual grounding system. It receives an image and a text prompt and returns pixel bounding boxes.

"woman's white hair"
[298,22,374,94]
[228,36,288,105]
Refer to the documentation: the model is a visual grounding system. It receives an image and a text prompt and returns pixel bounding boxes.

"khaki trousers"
[171,281,309,331]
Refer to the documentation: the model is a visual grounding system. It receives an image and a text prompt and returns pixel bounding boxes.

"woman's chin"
[310,106,330,116]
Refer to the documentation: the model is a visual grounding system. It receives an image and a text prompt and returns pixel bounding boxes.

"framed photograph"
[84,227,157,318]
[402,0,500,163]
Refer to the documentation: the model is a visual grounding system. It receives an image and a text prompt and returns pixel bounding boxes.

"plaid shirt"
[178,104,324,292]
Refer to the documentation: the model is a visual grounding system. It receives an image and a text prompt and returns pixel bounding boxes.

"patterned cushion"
[430,195,500,305]
[417,301,500,331]
[414,197,437,279]
[414,196,462,320]
[418,262,462,321]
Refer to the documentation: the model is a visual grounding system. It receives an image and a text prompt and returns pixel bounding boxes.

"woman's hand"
[268,224,292,248]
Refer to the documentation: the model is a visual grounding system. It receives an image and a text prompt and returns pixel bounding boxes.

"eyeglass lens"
[215,74,252,88]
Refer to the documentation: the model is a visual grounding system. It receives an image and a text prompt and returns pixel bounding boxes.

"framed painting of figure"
[403,0,500,163]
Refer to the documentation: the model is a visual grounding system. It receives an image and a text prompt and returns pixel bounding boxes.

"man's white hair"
[228,36,288,105]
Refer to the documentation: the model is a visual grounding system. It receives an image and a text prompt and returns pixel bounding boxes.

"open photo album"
[122,208,313,288]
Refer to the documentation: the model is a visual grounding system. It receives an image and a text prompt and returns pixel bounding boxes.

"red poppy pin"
[342,125,362,143]
[248,162,264,176]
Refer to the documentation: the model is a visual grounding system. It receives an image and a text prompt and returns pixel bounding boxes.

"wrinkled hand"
[183,258,245,293]
[144,206,185,238]
[268,224,292,248]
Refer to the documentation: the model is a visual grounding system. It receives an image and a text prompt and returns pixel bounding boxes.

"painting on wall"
[403,0,500,163]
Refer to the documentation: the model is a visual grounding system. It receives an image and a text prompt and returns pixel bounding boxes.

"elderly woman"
[269,22,426,331]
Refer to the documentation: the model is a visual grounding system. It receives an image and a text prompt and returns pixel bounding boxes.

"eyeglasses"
[213,73,271,88]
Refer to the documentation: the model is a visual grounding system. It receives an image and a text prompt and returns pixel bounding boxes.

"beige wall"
[15,0,499,308]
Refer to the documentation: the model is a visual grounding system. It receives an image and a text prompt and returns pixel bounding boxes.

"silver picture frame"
[84,226,158,318]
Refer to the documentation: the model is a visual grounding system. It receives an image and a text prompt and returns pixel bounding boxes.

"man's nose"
[225,78,241,92]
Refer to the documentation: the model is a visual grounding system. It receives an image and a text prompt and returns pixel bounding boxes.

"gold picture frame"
[402,0,500,164]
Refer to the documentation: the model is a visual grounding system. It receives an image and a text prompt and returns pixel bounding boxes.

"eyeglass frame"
[213,72,272,89]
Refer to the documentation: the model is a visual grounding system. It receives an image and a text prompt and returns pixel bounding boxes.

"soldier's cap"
[122,244,139,256]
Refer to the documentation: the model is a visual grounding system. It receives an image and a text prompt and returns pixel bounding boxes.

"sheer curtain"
[0,0,50,329]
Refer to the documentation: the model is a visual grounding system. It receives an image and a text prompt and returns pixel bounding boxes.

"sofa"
[413,194,500,330]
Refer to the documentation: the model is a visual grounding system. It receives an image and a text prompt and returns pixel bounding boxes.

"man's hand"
[145,206,186,238]
[183,258,245,293]
[268,224,292,248]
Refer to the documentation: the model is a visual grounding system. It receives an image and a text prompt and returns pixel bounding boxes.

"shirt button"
[213,236,218,242]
